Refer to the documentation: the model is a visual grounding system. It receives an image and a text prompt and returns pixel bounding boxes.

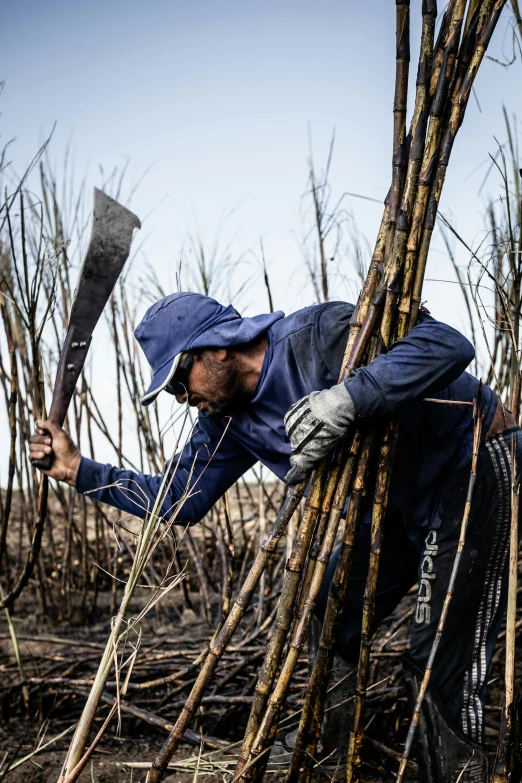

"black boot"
[402,657,488,783]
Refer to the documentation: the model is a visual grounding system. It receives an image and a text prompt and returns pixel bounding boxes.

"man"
[30,292,520,782]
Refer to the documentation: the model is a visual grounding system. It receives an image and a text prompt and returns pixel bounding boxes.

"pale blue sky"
[3,1,520,312]
[2,0,521,467]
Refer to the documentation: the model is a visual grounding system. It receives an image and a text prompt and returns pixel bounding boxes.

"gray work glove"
[284,383,356,485]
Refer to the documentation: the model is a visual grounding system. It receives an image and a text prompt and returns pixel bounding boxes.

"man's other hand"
[29,420,81,486]
[284,384,356,485]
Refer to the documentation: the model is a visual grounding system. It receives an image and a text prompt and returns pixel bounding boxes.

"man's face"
[172,349,247,415]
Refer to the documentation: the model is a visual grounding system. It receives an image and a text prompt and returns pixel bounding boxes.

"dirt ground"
[1,741,398,783]
[1,495,514,783]
[2,746,235,783]
[1,592,413,783]
[0,592,421,783]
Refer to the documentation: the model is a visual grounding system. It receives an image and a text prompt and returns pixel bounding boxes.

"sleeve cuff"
[75,456,108,494]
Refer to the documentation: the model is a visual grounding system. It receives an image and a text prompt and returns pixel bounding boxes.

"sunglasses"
[165,352,195,396]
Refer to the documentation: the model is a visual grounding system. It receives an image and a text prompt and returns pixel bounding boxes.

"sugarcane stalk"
[348,0,463,365]
[59,420,221,781]
[226,229,384,783]
[147,6,508,782]
[385,1,411,267]
[0,473,48,611]
[512,0,522,38]
[229,210,388,782]
[296,454,343,609]
[358,207,390,325]
[58,477,176,780]
[286,147,417,783]
[409,0,508,327]
[464,0,482,34]
[429,0,457,98]
[345,421,398,782]
[284,432,375,783]
[235,204,393,782]
[396,391,483,783]
[340,283,404,783]
[0,302,18,573]
[236,215,388,783]
[341,2,438,743]
[233,458,331,775]
[236,431,367,781]
[351,13,504,772]
[331,269,406,783]
[392,0,467,338]
[341,203,392,377]
[492,417,520,782]
[237,439,365,783]
[331,26,443,775]
[1,584,30,709]
[347,8,505,770]
[389,0,436,330]
[400,1,500,335]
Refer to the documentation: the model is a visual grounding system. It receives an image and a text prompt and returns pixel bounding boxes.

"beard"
[188,354,250,415]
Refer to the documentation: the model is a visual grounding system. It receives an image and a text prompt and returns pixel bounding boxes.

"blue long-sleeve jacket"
[76,302,498,529]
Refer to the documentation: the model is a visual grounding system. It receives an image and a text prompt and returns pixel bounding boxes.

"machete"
[33,187,141,470]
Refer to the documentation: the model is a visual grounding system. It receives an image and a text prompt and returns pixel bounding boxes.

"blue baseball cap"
[135,292,285,406]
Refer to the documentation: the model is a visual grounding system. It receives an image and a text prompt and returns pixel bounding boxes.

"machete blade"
[68,187,141,333]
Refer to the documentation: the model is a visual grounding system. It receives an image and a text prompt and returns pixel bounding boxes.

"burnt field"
[1,488,520,782]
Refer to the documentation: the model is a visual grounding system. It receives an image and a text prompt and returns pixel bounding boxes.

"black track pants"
[316,427,521,743]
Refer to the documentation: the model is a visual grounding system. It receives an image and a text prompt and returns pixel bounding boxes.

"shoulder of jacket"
[271,302,354,345]
[270,303,327,345]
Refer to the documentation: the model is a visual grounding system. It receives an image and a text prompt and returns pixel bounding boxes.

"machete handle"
[32,326,92,472]
[32,452,54,472]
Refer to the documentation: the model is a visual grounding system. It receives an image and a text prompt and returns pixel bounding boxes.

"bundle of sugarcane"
[146,2,508,782]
